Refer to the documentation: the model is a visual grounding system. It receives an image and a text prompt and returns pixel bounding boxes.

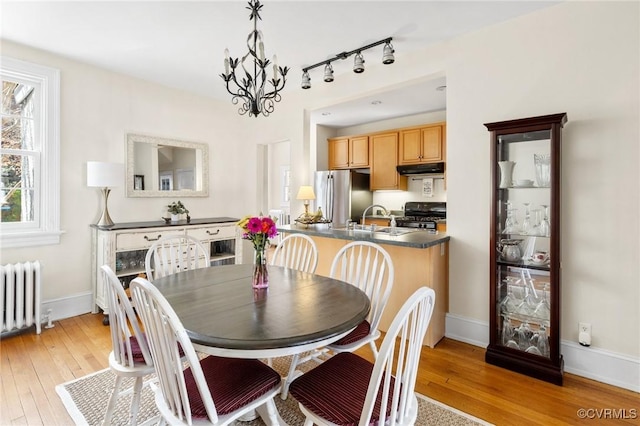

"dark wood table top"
[152,264,370,357]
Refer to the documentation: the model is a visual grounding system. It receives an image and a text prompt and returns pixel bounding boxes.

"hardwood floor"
[1,313,638,425]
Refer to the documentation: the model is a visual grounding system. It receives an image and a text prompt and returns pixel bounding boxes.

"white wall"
[0,40,252,305]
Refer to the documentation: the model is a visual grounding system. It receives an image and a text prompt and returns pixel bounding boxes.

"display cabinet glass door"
[485,113,567,385]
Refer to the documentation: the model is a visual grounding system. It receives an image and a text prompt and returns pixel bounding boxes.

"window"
[1,57,61,248]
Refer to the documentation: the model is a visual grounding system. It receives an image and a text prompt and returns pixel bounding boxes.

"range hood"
[396,162,445,176]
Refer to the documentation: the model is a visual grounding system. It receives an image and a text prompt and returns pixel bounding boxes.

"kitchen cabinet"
[91,218,242,323]
[484,113,567,385]
[399,122,445,165]
[328,135,369,169]
[370,132,407,190]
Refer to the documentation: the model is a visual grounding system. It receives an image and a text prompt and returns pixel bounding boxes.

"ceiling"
[1,1,558,127]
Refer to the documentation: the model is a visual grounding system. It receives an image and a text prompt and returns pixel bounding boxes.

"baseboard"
[445,313,640,393]
[41,292,94,323]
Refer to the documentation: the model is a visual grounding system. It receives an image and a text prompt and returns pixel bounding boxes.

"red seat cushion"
[289,352,394,426]
[183,356,281,417]
[129,333,185,363]
[331,320,370,346]
[128,335,147,363]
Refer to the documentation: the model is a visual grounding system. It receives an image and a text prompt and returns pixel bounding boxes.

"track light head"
[323,64,334,82]
[301,71,311,89]
[353,52,365,73]
[382,41,395,65]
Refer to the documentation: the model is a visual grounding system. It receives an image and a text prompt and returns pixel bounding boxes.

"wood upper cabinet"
[370,132,407,190]
[328,136,369,169]
[399,123,445,165]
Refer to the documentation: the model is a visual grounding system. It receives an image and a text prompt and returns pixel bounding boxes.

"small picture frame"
[134,175,145,190]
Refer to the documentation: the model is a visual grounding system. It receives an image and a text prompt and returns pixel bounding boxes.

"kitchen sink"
[374,227,419,236]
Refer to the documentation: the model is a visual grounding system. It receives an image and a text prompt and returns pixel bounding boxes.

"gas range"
[395,202,446,229]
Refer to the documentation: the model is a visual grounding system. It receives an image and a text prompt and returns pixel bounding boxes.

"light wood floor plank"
[1,313,638,425]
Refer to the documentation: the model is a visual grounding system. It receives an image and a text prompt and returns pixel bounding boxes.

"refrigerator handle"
[327,174,334,222]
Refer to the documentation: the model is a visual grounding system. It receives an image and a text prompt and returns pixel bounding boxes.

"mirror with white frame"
[126,133,209,198]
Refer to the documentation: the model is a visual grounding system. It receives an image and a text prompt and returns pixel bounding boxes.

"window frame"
[1,56,62,248]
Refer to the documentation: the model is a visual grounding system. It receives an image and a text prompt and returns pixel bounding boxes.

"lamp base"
[96,187,114,227]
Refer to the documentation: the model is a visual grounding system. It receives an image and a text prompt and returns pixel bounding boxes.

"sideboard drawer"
[116,229,184,250]
[188,225,237,241]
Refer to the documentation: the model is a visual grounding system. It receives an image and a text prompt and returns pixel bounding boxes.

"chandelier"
[301,38,394,89]
[220,0,289,117]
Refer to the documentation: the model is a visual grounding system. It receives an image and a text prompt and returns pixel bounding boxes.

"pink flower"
[237,215,279,248]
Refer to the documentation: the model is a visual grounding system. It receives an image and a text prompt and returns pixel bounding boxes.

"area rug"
[56,356,491,426]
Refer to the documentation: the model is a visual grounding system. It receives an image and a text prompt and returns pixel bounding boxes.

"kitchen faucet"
[362,204,389,226]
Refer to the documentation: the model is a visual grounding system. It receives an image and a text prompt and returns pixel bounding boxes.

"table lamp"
[296,185,316,217]
[87,161,124,227]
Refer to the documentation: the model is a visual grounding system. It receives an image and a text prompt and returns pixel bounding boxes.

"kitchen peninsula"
[279,224,449,347]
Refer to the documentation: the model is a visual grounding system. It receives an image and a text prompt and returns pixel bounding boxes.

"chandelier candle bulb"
[273,55,278,77]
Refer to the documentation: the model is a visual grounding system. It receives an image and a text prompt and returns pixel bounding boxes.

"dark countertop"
[90,217,239,231]
[279,224,449,249]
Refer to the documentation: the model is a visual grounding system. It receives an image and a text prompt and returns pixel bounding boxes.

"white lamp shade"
[87,161,124,187]
[296,185,316,200]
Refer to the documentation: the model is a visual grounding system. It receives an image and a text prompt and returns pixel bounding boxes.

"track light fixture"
[353,52,365,73]
[323,63,334,82]
[300,37,394,89]
[301,71,311,89]
[382,40,395,64]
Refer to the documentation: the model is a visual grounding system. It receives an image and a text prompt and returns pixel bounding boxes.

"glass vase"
[252,244,269,289]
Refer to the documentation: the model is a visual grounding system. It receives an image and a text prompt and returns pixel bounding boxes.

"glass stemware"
[521,202,532,235]
[516,322,533,351]
[537,325,550,357]
[502,316,515,347]
[533,283,551,321]
[503,201,520,234]
[531,208,542,236]
[539,204,550,237]
[500,276,521,314]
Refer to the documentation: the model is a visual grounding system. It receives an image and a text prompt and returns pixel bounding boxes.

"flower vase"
[252,244,269,289]
[171,214,180,222]
[498,161,516,188]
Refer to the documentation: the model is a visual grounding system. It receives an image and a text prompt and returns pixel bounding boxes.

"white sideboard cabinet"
[91,217,242,324]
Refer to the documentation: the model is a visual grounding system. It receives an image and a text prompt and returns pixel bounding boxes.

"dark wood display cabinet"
[484,113,567,385]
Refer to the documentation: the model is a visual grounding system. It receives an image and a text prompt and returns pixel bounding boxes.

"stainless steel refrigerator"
[313,170,372,227]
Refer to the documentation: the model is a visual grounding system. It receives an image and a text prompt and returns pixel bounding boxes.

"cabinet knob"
[206,229,220,236]
[143,234,162,241]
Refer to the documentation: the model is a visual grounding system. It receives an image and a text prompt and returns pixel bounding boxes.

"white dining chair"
[144,234,209,281]
[270,233,318,274]
[289,287,436,426]
[129,277,282,426]
[101,265,155,426]
[326,241,394,355]
[281,240,394,399]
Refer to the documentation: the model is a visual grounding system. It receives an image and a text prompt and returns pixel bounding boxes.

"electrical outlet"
[579,322,592,346]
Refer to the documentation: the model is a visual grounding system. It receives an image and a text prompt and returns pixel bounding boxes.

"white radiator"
[1,261,42,335]
[269,209,290,246]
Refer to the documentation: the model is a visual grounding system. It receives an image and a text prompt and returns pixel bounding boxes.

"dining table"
[151,263,371,359]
